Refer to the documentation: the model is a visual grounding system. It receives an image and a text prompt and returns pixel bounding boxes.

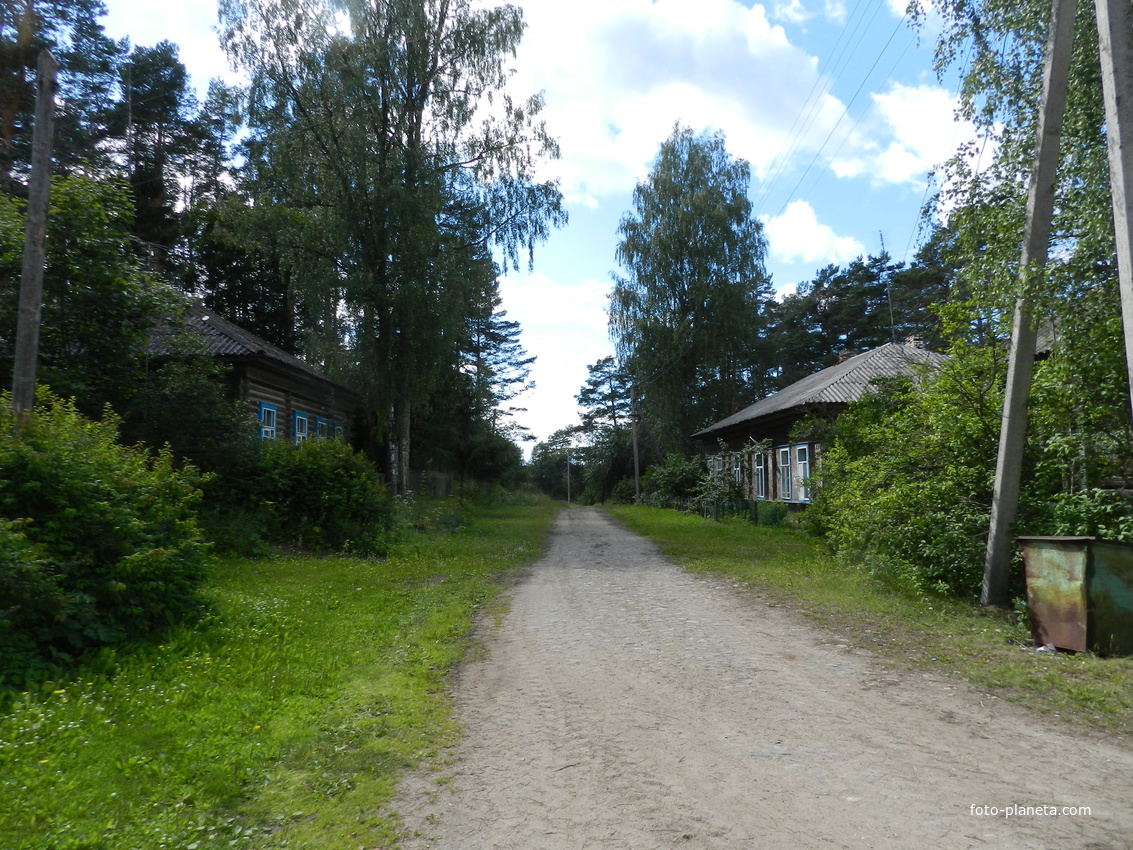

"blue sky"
[100,0,976,447]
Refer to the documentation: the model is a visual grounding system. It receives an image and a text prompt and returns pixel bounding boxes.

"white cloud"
[497,272,614,444]
[513,0,831,198]
[772,0,813,25]
[763,200,864,265]
[824,0,849,25]
[830,83,977,187]
[102,0,239,98]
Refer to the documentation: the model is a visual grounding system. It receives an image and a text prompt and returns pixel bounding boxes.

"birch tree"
[609,124,771,456]
[220,0,564,490]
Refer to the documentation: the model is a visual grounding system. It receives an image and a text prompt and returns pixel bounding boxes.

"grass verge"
[607,505,1133,739]
[0,496,556,850]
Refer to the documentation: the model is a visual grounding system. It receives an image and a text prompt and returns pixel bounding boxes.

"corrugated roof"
[694,342,949,438]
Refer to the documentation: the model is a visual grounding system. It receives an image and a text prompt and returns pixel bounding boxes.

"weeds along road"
[394,508,1133,849]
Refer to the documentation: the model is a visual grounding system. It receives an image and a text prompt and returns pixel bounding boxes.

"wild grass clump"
[0,496,556,850]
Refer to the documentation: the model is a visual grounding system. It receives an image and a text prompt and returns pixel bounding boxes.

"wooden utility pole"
[982,0,1076,607]
[11,51,57,419]
[1095,0,1133,421]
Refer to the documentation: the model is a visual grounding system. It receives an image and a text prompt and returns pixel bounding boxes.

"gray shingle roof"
[151,306,350,389]
[694,342,949,438]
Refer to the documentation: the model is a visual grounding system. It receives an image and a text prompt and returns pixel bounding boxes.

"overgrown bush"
[806,346,1003,598]
[756,501,789,527]
[0,392,208,682]
[641,454,703,506]
[192,431,398,557]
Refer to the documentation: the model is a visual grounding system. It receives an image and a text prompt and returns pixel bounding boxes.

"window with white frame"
[778,446,792,501]
[294,411,309,444]
[731,453,742,485]
[258,403,277,440]
[753,452,766,500]
[333,422,344,440]
[795,444,811,502]
[316,417,328,439]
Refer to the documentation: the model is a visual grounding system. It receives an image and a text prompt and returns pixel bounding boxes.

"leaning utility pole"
[982,0,1076,607]
[1095,0,1133,422]
[11,51,58,419]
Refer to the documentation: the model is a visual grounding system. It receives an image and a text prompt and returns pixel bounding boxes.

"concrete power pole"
[11,51,58,419]
[982,0,1076,607]
[1095,0,1133,423]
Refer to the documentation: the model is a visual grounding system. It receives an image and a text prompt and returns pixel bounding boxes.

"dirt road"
[393,508,1133,848]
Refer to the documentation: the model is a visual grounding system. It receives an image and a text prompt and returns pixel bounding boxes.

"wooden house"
[154,306,358,444]
[693,340,948,508]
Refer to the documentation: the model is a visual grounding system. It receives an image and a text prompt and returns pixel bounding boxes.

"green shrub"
[642,454,703,505]
[256,438,397,556]
[807,346,1003,598]
[0,392,208,681]
[756,501,789,527]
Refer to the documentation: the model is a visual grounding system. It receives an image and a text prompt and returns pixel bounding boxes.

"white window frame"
[333,422,344,440]
[294,411,309,444]
[258,403,277,441]
[316,417,329,439]
[778,446,792,502]
[753,452,766,500]
[795,444,811,503]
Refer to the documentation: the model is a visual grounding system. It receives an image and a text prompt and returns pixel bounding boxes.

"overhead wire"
[772,10,910,220]
[753,0,891,218]
[752,0,879,215]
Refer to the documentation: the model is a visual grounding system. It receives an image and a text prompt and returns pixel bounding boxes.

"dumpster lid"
[1017,535,1133,548]
[1016,536,1097,542]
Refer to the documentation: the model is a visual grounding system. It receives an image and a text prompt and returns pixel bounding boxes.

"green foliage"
[641,454,703,505]
[808,345,1004,598]
[528,427,582,500]
[0,175,174,417]
[0,498,557,849]
[121,329,263,475]
[253,439,397,556]
[768,251,950,389]
[0,391,208,683]
[694,443,743,507]
[756,501,789,527]
[610,123,772,455]
[222,0,564,487]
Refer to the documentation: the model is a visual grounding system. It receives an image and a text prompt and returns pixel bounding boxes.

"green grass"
[0,496,557,850]
[607,505,1133,738]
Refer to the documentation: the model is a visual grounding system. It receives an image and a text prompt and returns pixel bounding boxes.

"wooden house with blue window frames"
[161,307,358,444]
[693,340,948,509]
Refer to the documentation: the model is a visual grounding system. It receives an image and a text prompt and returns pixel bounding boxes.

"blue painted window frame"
[795,444,811,503]
[293,410,310,444]
[258,402,277,440]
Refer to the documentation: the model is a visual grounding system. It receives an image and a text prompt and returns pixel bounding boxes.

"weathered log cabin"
[154,306,358,444]
[694,340,948,508]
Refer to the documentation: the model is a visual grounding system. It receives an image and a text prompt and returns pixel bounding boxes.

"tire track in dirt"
[393,508,1133,848]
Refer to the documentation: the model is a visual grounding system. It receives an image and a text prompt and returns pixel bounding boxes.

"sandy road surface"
[393,508,1133,849]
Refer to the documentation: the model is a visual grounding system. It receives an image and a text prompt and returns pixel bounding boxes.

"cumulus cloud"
[496,272,614,443]
[512,0,834,198]
[763,200,864,266]
[830,83,977,187]
[101,0,238,97]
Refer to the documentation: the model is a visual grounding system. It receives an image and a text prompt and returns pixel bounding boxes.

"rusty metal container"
[1017,536,1133,656]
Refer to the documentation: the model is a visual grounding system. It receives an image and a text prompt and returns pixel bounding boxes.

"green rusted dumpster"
[1017,536,1133,656]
